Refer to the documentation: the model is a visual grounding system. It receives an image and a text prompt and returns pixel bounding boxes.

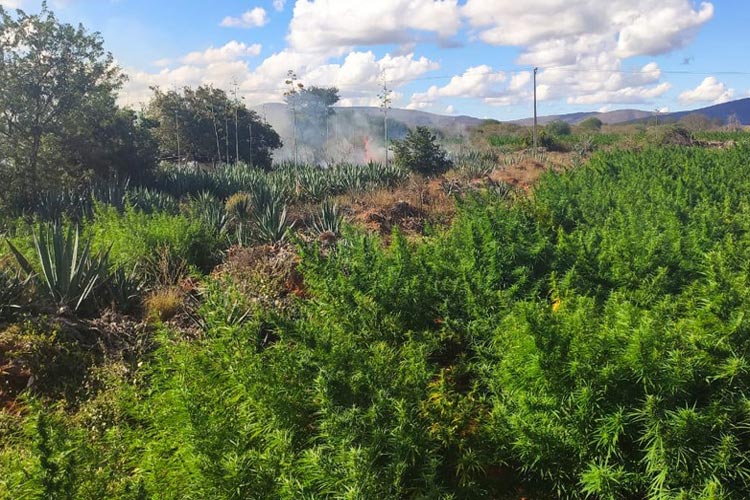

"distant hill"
[252,98,750,146]
[512,109,654,126]
[634,98,750,125]
[253,102,483,137]
[514,98,750,127]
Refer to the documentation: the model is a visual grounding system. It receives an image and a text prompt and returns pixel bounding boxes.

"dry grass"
[144,287,184,322]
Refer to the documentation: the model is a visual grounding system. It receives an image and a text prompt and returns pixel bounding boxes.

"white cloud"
[182,41,262,65]
[287,0,461,54]
[122,47,438,108]
[444,105,455,114]
[458,0,712,106]
[678,76,735,104]
[407,65,537,111]
[220,7,268,28]
[273,0,286,11]
[462,0,713,64]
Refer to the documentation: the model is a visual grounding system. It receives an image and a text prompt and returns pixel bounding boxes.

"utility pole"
[379,71,393,168]
[533,67,539,152]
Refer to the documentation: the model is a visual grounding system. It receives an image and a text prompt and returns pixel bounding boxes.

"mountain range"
[253,98,750,143]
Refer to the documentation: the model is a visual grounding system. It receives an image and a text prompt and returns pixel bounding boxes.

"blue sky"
[3,0,748,120]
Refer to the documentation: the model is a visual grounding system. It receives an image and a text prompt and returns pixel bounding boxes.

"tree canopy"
[0,4,153,210]
[148,85,282,170]
[284,83,340,163]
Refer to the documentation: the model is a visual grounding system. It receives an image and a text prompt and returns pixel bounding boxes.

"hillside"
[256,98,750,139]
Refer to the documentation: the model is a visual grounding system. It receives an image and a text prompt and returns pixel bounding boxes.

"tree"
[284,79,339,163]
[678,113,714,132]
[148,85,281,170]
[392,126,452,176]
[0,3,135,209]
[545,120,572,136]
[578,117,603,132]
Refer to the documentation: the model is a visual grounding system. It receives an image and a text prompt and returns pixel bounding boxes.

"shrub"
[392,126,452,176]
[545,119,572,136]
[578,116,603,132]
[89,205,222,276]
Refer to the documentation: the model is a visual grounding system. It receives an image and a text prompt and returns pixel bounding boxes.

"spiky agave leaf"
[7,223,111,312]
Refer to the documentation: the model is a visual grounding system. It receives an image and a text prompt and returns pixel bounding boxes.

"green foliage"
[8,145,750,498]
[0,266,30,319]
[578,116,603,132]
[148,85,281,169]
[7,224,110,312]
[0,5,154,212]
[545,119,572,136]
[252,198,291,244]
[89,205,221,276]
[392,126,453,176]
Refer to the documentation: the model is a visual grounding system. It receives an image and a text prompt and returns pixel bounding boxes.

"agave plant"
[127,187,179,214]
[252,199,292,244]
[7,224,111,312]
[312,199,343,237]
[0,267,31,319]
[186,191,231,235]
[107,265,144,313]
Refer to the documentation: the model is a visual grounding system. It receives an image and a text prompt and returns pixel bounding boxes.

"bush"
[578,116,603,132]
[545,119,572,136]
[89,205,222,277]
[392,126,452,176]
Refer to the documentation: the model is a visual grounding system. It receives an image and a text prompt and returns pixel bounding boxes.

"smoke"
[254,103,397,165]
[253,102,474,166]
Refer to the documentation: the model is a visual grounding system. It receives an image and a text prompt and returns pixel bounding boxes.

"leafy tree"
[0,3,139,210]
[578,116,603,132]
[391,126,452,176]
[148,86,281,170]
[545,119,572,136]
[284,84,340,162]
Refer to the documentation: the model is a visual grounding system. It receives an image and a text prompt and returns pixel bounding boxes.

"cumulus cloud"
[462,0,713,64]
[273,0,286,11]
[182,41,262,65]
[678,76,735,104]
[122,46,438,108]
[406,65,539,110]
[455,0,713,106]
[220,7,268,28]
[287,0,461,54]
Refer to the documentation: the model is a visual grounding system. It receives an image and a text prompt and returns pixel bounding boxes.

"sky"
[2,0,749,120]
